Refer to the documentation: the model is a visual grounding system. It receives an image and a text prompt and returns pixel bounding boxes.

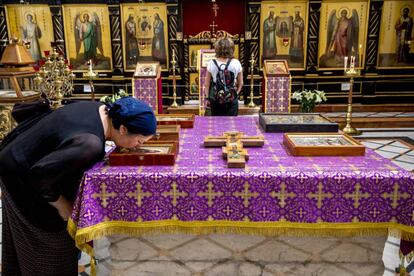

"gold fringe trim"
[68,219,414,245]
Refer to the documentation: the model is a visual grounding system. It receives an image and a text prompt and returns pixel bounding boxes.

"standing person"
[263,11,277,59]
[290,11,305,61]
[205,37,243,116]
[80,13,98,64]
[0,97,156,275]
[125,14,139,66]
[395,7,413,63]
[21,14,42,61]
[151,13,166,64]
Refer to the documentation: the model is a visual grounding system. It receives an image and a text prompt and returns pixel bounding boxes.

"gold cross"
[197,181,223,207]
[84,209,94,220]
[223,205,233,216]
[334,207,343,218]
[118,206,128,216]
[259,206,270,217]
[212,2,219,16]
[187,206,196,217]
[372,173,383,184]
[344,183,369,208]
[187,173,199,182]
[271,182,296,208]
[381,183,410,209]
[153,206,161,216]
[259,173,272,182]
[233,181,259,207]
[279,78,286,84]
[223,173,234,182]
[146,94,153,101]
[297,174,308,183]
[127,182,152,207]
[278,86,285,94]
[278,94,285,102]
[279,105,285,112]
[115,173,127,183]
[92,183,117,208]
[162,182,187,206]
[334,174,346,183]
[150,173,163,182]
[369,207,380,218]
[295,207,306,218]
[269,95,278,103]
[307,182,333,208]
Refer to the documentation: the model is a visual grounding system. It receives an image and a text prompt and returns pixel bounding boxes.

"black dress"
[0,101,106,275]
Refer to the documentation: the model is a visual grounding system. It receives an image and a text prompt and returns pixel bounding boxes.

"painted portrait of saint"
[378,2,414,68]
[260,2,308,70]
[320,8,359,67]
[74,12,104,66]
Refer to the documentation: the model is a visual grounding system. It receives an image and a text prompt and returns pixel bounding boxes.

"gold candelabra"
[170,51,179,108]
[342,56,361,135]
[248,53,256,107]
[34,47,75,109]
[83,59,98,101]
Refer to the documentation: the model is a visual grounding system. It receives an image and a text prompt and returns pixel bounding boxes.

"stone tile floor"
[1,128,414,275]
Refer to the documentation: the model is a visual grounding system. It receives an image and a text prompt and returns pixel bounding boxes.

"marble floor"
[1,127,414,275]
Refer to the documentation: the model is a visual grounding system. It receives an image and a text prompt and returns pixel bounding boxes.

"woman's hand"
[49,195,73,221]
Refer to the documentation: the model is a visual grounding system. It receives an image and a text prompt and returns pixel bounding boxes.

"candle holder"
[248,53,256,108]
[83,59,98,101]
[170,51,179,108]
[342,66,361,136]
[34,47,75,108]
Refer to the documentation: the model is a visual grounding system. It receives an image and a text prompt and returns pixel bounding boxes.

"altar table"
[68,116,414,257]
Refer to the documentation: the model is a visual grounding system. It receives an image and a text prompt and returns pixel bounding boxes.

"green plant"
[292,89,327,113]
[100,89,129,104]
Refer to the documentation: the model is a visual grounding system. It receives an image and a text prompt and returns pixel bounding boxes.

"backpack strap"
[212,59,220,70]
[225,58,232,69]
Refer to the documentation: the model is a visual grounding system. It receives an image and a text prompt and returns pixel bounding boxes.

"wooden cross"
[197,181,223,207]
[204,131,264,168]
[381,183,410,209]
[204,131,264,147]
[162,182,188,206]
[92,183,117,208]
[233,181,259,207]
[344,183,369,208]
[127,182,152,207]
[307,182,333,208]
[271,182,296,208]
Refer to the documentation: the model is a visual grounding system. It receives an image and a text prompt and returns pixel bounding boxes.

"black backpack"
[211,59,236,104]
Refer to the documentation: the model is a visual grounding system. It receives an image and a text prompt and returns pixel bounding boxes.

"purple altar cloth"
[69,116,414,248]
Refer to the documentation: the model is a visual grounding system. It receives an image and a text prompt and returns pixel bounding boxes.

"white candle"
[344,56,348,73]
[359,44,362,67]
[89,59,93,71]
[350,56,355,70]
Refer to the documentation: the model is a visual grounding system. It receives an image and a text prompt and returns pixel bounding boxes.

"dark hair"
[214,37,235,59]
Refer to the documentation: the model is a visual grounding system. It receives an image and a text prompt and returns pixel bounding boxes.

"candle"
[350,56,355,70]
[344,56,348,73]
[89,59,93,71]
[359,44,362,67]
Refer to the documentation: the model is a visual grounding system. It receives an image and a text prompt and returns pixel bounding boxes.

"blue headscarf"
[106,97,156,136]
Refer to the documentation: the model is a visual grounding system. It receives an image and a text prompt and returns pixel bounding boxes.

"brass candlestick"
[83,59,98,100]
[342,57,361,135]
[170,51,179,108]
[248,53,256,107]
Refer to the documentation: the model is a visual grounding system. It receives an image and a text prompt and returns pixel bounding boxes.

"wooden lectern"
[262,60,291,113]
[133,61,163,114]
[198,49,216,115]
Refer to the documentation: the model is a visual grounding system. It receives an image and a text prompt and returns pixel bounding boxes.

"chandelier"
[34,47,75,108]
